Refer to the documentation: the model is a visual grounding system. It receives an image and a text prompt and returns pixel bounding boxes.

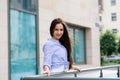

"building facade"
[99,0,120,34]
[0,0,100,80]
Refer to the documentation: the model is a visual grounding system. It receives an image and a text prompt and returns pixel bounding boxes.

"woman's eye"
[55,29,58,31]
[60,29,63,31]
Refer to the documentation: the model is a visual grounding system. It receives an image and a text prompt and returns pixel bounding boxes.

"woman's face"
[53,23,64,40]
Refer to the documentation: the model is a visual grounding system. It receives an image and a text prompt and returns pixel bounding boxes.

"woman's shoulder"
[43,38,59,52]
[43,38,58,47]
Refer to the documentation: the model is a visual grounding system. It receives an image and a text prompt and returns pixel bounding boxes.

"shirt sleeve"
[43,43,55,70]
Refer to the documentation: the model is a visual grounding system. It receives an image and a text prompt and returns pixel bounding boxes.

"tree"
[117,38,120,54]
[100,30,117,56]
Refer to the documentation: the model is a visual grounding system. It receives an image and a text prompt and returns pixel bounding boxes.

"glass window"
[111,0,116,6]
[10,10,37,80]
[69,26,86,64]
[111,13,117,21]
[75,29,85,63]
[99,16,102,22]
[112,29,118,33]
[10,0,38,80]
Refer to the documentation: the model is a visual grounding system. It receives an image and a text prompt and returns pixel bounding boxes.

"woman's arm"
[43,42,55,76]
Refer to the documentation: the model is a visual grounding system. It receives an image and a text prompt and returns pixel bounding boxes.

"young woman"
[43,18,80,76]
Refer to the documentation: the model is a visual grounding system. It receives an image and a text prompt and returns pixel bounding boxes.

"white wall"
[0,0,9,80]
[101,0,120,34]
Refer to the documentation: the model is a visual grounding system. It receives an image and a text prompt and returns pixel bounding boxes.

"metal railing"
[21,65,120,80]
[21,77,120,80]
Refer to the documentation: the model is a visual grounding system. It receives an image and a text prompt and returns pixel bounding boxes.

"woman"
[43,18,80,76]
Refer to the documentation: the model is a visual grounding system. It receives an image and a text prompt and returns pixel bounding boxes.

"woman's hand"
[71,65,81,72]
[43,69,51,76]
[43,66,51,76]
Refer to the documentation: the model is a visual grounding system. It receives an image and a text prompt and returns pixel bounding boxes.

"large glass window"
[10,10,37,80]
[9,0,38,80]
[69,26,86,64]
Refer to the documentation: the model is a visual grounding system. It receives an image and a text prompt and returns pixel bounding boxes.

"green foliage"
[118,38,120,53]
[100,30,117,56]
[101,59,120,66]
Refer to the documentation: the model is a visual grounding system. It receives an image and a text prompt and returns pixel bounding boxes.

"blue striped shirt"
[43,38,69,72]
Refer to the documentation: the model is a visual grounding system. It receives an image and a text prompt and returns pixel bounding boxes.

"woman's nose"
[58,30,61,34]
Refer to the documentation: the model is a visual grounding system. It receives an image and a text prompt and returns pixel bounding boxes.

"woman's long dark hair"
[50,18,73,69]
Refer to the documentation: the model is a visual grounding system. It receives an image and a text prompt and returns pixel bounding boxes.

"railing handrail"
[21,65,120,79]
[81,65,120,72]
[21,77,120,80]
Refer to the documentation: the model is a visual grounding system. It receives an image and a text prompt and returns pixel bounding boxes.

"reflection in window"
[10,10,37,80]
[75,29,85,63]
[10,0,37,13]
[17,0,21,3]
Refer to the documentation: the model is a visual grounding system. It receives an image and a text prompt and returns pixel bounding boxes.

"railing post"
[74,73,77,77]
[117,67,120,77]
[100,69,103,77]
